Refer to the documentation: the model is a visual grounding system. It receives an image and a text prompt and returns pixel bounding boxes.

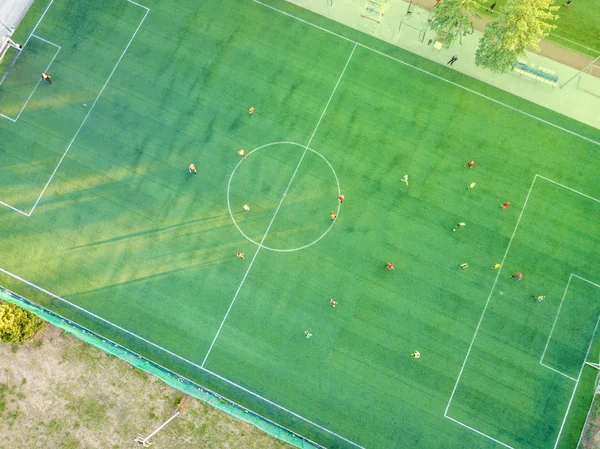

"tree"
[0,301,44,345]
[475,0,559,73]
[429,0,481,47]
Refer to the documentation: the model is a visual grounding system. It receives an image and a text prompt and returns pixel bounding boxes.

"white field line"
[27,3,149,216]
[576,369,600,449]
[250,0,600,147]
[445,416,515,449]
[226,142,342,253]
[0,113,16,122]
[201,43,357,368]
[0,286,340,449]
[537,175,600,204]
[0,200,29,215]
[573,274,600,289]
[444,175,600,446]
[554,311,600,449]
[540,274,574,366]
[201,367,367,449]
[0,0,55,88]
[540,362,578,382]
[0,35,61,122]
[0,264,365,448]
[14,38,61,122]
[30,34,61,48]
[126,0,150,10]
[444,174,539,417]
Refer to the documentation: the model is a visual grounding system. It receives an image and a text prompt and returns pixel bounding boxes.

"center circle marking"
[227,141,341,252]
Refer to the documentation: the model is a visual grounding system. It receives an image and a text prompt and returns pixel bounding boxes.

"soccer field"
[1,0,600,447]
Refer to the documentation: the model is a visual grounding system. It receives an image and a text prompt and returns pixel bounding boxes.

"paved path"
[412,0,600,75]
[280,0,600,131]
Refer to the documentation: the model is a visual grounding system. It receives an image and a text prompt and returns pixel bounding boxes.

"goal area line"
[444,174,600,449]
[0,35,61,123]
[0,0,149,217]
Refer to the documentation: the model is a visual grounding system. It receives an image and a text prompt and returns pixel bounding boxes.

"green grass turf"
[477,0,600,57]
[1,0,600,448]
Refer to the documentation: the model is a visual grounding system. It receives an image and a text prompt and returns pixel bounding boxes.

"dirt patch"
[405,0,599,77]
[0,325,294,449]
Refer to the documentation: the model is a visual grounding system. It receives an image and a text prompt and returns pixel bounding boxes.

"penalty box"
[0,0,149,217]
[445,174,600,449]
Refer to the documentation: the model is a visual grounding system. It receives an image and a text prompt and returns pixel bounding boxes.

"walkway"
[281,0,600,130]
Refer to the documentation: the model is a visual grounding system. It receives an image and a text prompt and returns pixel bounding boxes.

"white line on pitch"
[0,113,17,122]
[0,200,29,215]
[201,366,367,449]
[30,34,61,48]
[572,274,600,288]
[201,43,357,368]
[250,0,600,146]
[27,3,150,216]
[540,274,573,365]
[0,266,365,448]
[536,175,600,203]
[0,0,56,88]
[444,175,538,417]
[443,415,516,449]
[554,313,600,449]
[540,362,577,382]
[14,45,61,122]
[126,0,150,10]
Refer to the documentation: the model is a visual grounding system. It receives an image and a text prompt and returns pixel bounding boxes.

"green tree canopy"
[475,0,559,73]
[429,0,481,46]
[0,301,44,345]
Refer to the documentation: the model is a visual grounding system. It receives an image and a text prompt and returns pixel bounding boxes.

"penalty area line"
[444,415,515,449]
[444,175,538,417]
[26,1,150,216]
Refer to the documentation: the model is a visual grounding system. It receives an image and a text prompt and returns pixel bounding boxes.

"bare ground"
[0,325,294,449]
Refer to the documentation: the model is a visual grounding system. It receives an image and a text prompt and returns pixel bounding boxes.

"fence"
[0,286,322,449]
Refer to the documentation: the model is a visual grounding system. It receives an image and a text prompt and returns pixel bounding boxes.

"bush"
[0,301,44,345]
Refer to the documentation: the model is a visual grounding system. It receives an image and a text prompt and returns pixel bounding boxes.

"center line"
[201,43,357,367]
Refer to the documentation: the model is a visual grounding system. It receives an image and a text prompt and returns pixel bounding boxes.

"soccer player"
[331,211,337,220]
[500,202,511,210]
[411,350,421,358]
[243,204,250,212]
[453,222,466,231]
[188,163,197,174]
[467,160,474,169]
[304,331,312,339]
[386,262,394,270]
[330,299,338,308]
[460,263,469,269]
[41,72,52,84]
[401,174,409,186]
[338,194,344,204]
[533,295,545,302]
[511,272,523,280]
[236,252,245,260]
[237,149,246,158]
[248,106,255,116]
[467,181,476,190]
[491,263,501,269]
